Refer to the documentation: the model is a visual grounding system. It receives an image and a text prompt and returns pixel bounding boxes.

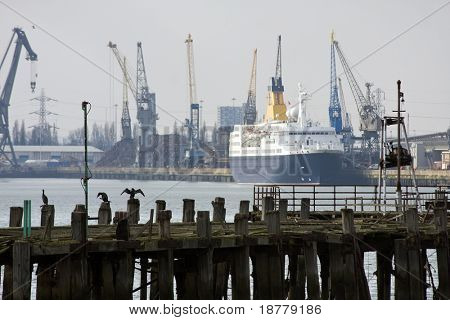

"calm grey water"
[0,178,254,226]
[0,178,439,299]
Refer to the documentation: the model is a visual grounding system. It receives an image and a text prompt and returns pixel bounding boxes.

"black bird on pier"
[41,189,48,207]
[97,192,110,203]
[121,188,145,199]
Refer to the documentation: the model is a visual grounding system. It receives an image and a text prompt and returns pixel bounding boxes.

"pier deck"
[0,196,449,300]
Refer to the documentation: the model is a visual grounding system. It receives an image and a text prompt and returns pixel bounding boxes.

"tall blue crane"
[0,27,37,166]
[328,32,343,134]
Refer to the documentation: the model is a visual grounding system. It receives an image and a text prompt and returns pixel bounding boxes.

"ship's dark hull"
[230,152,345,184]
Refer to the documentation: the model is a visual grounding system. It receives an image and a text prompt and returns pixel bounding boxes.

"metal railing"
[253,184,450,213]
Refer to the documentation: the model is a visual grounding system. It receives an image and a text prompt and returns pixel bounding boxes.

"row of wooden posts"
[1,195,449,300]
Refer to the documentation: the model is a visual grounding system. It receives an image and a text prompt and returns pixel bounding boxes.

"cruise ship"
[229,85,344,184]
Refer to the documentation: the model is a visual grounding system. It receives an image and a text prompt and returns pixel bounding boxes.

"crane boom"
[333,40,366,117]
[333,40,381,133]
[185,34,197,105]
[0,27,37,166]
[329,32,343,133]
[243,49,257,125]
[338,77,352,131]
[107,41,137,100]
[121,57,132,140]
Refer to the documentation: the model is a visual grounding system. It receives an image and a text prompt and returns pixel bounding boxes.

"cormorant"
[42,189,48,206]
[121,188,145,199]
[97,192,109,203]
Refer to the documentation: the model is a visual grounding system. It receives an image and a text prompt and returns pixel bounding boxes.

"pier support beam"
[36,205,56,299]
[288,253,306,299]
[12,241,31,300]
[376,247,393,300]
[2,207,23,300]
[434,201,449,299]
[394,208,425,300]
[231,201,250,300]
[197,211,213,299]
[157,210,174,300]
[253,210,284,299]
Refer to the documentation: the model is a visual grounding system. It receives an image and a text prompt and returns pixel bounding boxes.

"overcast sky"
[1,0,449,138]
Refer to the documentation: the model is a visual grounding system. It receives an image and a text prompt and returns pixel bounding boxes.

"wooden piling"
[140,257,148,300]
[150,201,165,299]
[232,211,250,299]
[12,241,31,300]
[279,199,288,222]
[158,210,172,239]
[197,211,213,299]
[183,199,195,222]
[263,210,284,299]
[40,205,54,229]
[340,208,370,299]
[288,254,306,299]
[434,201,449,299]
[157,210,174,299]
[406,208,424,300]
[36,205,56,299]
[211,202,228,299]
[300,198,310,219]
[69,204,89,299]
[98,202,112,225]
[71,204,87,243]
[127,198,140,224]
[304,241,321,299]
[261,196,274,221]
[3,207,23,300]
[376,247,393,300]
[212,197,226,222]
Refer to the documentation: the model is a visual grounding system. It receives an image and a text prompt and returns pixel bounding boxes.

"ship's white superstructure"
[229,85,344,184]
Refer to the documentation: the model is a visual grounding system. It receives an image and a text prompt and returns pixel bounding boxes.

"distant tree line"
[11,120,116,151]
[12,120,58,146]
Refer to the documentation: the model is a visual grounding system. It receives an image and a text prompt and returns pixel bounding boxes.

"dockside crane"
[108,41,157,166]
[338,77,354,153]
[243,49,257,125]
[0,27,37,166]
[184,34,202,168]
[136,42,158,167]
[333,38,382,164]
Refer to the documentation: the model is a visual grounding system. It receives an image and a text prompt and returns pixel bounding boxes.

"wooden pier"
[0,195,449,300]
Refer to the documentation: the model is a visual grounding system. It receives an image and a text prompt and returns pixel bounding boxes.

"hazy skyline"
[1,0,449,139]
